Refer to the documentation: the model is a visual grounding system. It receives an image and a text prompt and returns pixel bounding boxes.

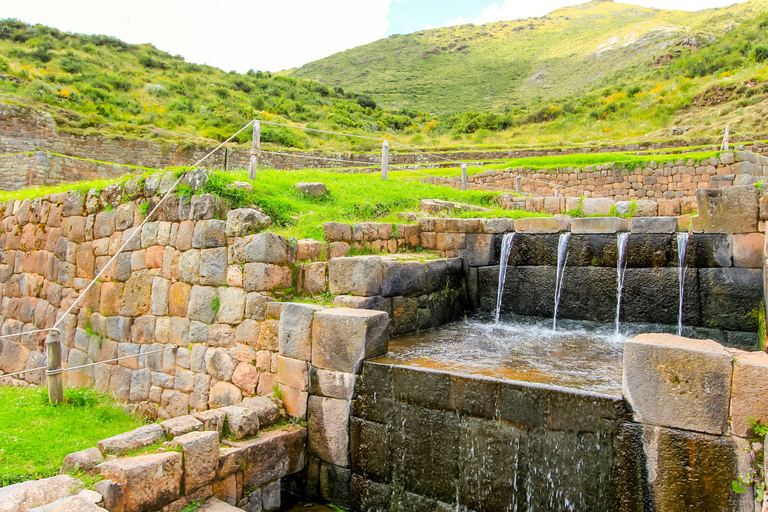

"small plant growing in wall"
[211,295,220,316]
[733,418,767,500]
[137,201,149,219]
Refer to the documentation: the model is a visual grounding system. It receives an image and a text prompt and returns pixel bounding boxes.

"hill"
[288,0,768,113]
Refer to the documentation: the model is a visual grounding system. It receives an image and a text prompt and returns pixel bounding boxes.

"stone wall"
[338,332,764,512]
[427,150,768,201]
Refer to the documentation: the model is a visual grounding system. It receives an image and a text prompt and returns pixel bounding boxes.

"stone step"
[198,497,245,511]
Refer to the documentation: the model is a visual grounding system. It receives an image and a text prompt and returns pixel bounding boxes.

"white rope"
[0,346,177,380]
[260,120,384,142]
[259,149,373,167]
[0,327,60,340]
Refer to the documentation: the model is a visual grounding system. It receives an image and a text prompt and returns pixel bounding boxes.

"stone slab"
[570,217,630,234]
[630,217,679,234]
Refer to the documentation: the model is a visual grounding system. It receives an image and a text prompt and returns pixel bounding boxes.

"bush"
[59,54,85,73]
[0,55,9,73]
[357,95,377,109]
[754,46,768,62]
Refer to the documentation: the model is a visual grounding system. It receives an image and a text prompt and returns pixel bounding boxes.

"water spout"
[494,233,515,324]
[614,232,629,335]
[676,232,689,336]
[553,232,570,330]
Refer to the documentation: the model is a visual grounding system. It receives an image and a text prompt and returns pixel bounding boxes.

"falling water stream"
[614,232,630,335]
[676,232,690,336]
[552,232,570,330]
[494,233,515,324]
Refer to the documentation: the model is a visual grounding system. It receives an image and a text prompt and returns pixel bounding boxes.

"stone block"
[308,396,351,467]
[194,409,227,435]
[278,356,310,391]
[190,194,224,220]
[169,317,190,347]
[120,269,153,317]
[732,232,764,268]
[226,208,270,237]
[297,238,324,261]
[513,217,562,233]
[310,368,356,400]
[279,384,309,419]
[169,431,219,491]
[240,396,280,428]
[209,381,242,409]
[691,186,759,233]
[328,256,385,296]
[198,247,228,286]
[205,348,236,381]
[630,217,679,234]
[232,362,260,395]
[97,424,166,456]
[217,287,246,325]
[188,285,218,324]
[150,277,170,316]
[192,220,228,248]
[380,260,427,297]
[570,217,630,234]
[97,452,182,512]
[581,197,614,216]
[312,308,389,373]
[329,241,350,258]
[323,222,352,241]
[61,447,104,475]
[301,262,327,295]
[730,351,768,437]
[0,475,83,512]
[220,405,261,439]
[279,303,324,361]
[243,233,290,264]
[623,333,733,435]
[243,263,292,292]
[160,415,203,437]
[168,282,191,318]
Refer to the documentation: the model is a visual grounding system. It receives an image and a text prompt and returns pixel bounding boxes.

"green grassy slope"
[288,0,768,113]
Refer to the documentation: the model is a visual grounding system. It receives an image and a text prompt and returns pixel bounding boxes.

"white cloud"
[3,0,392,72]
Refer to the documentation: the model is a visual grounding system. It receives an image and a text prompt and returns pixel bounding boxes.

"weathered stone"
[243,263,292,291]
[188,285,218,324]
[61,447,104,475]
[232,362,260,395]
[307,396,351,466]
[208,323,235,347]
[93,480,124,512]
[220,405,261,439]
[129,368,151,402]
[691,186,759,233]
[217,287,246,324]
[301,262,327,295]
[328,256,386,296]
[98,452,182,512]
[732,232,764,268]
[194,409,227,435]
[581,197,615,216]
[209,381,242,409]
[120,269,153,317]
[323,222,352,241]
[623,333,733,435]
[513,217,563,234]
[243,233,290,264]
[160,415,203,437]
[278,384,309,419]
[730,350,768,437]
[168,282,191,317]
[240,396,280,427]
[631,217,679,234]
[192,220,228,248]
[380,260,428,297]
[235,319,261,347]
[278,356,310,391]
[279,303,324,361]
[169,317,190,347]
[231,427,306,489]
[205,348,236,381]
[295,182,329,197]
[199,247,228,286]
[97,423,166,455]
[0,475,83,512]
[570,217,630,234]
[310,368,356,400]
[169,431,219,491]
[329,242,350,258]
[226,208,271,237]
[312,308,389,373]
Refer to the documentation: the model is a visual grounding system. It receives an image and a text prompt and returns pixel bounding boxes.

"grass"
[0,386,148,486]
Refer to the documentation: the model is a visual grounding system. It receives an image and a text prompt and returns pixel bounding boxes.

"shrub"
[0,55,9,73]
[754,46,768,62]
[357,95,377,109]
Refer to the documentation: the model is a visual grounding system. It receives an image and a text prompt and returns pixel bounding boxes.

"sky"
[3,0,747,73]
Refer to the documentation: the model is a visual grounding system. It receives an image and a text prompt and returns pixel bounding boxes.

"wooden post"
[381,140,389,180]
[46,329,63,405]
[461,164,467,191]
[248,120,260,180]
[515,176,522,194]
[223,148,228,171]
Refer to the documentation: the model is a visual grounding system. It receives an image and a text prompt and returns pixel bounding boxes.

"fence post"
[46,330,63,405]
[461,163,467,191]
[249,120,260,180]
[515,176,522,194]
[381,140,389,180]
[554,185,559,197]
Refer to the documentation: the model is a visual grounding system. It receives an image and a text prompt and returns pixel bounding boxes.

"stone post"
[461,163,467,191]
[515,176,521,194]
[381,140,389,180]
[249,120,260,180]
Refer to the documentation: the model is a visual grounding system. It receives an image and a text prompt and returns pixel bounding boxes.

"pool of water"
[375,314,626,395]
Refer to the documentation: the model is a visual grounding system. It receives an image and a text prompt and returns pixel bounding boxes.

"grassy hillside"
[0,19,438,151]
[288,0,768,113]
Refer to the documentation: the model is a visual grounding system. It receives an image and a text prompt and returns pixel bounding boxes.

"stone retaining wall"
[338,332,765,512]
[427,150,768,202]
